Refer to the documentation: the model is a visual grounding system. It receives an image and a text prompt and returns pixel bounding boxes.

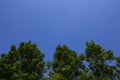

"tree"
[48,45,84,80]
[115,57,120,79]
[84,40,115,80]
[0,41,45,80]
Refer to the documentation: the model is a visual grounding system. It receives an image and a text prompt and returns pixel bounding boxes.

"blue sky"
[0,0,120,60]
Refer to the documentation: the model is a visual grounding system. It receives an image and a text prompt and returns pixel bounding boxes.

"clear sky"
[0,0,120,60]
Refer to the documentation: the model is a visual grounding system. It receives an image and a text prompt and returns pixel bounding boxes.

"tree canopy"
[0,41,45,80]
[0,41,119,80]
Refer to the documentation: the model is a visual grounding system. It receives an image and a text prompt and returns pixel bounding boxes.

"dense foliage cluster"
[0,41,120,80]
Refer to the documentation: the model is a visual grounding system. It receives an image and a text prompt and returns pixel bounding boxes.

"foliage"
[84,40,115,80]
[48,45,85,80]
[0,40,119,80]
[0,41,45,80]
